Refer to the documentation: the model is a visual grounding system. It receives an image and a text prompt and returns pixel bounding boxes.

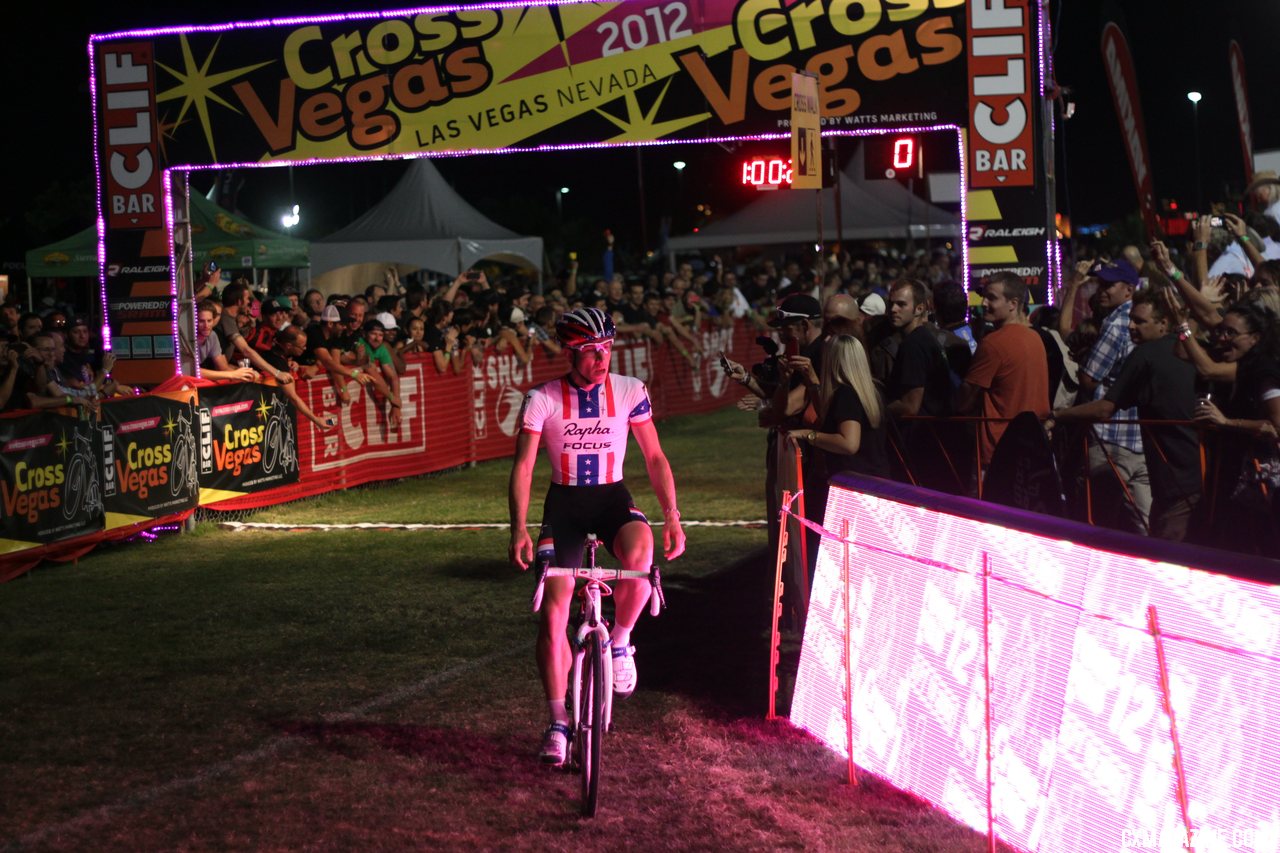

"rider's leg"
[609,520,655,644]
[536,575,575,717]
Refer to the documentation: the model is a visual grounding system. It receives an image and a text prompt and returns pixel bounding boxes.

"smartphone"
[569,251,578,261]
[465,270,480,280]
[784,338,800,359]
[718,350,731,372]
[206,260,218,273]
[1209,216,1225,227]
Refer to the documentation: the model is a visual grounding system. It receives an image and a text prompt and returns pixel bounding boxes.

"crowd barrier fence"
[0,320,758,581]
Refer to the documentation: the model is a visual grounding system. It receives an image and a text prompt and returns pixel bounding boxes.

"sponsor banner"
[197,383,300,501]
[966,180,1053,298]
[1100,21,1159,237]
[96,41,164,230]
[94,1,969,167]
[100,395,200,520]
[1228,40,1254,181]
[790,72,821,190]
[967,0,1035,188]
[0,412,104,552]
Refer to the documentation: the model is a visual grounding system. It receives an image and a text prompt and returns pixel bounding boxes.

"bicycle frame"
[531,537,665,743]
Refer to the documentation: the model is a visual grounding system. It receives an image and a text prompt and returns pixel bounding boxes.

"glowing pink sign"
[792,480,1280,852]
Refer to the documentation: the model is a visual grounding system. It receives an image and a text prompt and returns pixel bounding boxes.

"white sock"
[611,627,631,650]
[548,699,568,725]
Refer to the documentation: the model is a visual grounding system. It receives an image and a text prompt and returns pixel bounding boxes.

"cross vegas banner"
[0,412,104,553]
[100,395,200,521]
[196,383,300,502]
[96,0,972,168]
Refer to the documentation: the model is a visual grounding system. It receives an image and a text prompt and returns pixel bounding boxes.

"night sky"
[3,0,1277,269]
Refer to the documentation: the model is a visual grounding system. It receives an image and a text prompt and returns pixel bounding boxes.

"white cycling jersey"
[520,373,653,486]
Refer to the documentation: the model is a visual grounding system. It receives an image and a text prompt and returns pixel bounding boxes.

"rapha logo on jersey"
[968,225,1046,241]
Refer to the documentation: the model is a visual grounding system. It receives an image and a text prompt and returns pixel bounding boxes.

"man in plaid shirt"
[1079,259,1150,533]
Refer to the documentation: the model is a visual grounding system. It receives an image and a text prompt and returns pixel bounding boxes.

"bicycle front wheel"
[580,633,605,817]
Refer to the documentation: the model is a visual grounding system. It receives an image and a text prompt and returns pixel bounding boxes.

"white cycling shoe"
[539,722,571,766]
[611,644,638,699]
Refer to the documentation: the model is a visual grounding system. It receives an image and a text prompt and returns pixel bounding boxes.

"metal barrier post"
[767,490,790,721]
[982,552,995,853]
[1147,605,1196,852]
[793,446,810,615]
[843,517,857,786]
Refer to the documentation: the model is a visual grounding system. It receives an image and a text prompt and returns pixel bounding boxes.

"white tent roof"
[667,145,958,252]
[310,159,543,278]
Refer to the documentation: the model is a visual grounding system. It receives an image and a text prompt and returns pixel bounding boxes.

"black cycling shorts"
[538,481,649,568]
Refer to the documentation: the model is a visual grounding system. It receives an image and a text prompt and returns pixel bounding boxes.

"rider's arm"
[508,430,540,569]
[631,419,686,560]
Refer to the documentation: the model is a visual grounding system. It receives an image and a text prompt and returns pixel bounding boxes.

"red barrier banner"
[203,321,759,510]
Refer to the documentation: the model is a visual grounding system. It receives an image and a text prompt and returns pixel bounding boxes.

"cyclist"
[509,307,685,766]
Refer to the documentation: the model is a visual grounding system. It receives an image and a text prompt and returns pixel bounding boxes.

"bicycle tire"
[580,634,605,817]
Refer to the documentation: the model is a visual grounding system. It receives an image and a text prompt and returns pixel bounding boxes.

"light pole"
[1187,91,1202,214]
[672,161,686,229]
[555,186,569,220]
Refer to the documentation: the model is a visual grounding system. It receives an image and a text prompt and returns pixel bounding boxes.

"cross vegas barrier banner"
[0,412,105,554]
[196,383,300,503]
[100,395,200,523]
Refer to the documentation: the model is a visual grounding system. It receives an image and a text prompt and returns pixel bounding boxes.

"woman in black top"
[794,334,890,479]
[1178,301,1280,557]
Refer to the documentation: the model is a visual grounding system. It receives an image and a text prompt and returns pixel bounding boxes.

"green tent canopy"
[25,194,309,278]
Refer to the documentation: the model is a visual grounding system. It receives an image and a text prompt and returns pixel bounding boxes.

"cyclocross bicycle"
[531,534,665,817]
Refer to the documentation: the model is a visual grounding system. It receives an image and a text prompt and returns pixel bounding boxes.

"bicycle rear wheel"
[579,634,605,817]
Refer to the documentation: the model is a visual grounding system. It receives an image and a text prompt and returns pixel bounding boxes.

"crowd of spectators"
[7,170,1279,562]
[708,172,1280,563]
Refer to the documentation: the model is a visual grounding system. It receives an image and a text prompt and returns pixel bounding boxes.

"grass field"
[0,407,999,851]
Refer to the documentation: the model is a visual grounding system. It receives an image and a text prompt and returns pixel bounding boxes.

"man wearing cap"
[216,282,296,386]
[1077,258,1150,533]
[373,311,407,375]
[1247,170,1280,229]
[309,303,373,405]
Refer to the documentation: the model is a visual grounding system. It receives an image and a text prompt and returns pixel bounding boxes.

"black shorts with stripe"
[538,481,648,567]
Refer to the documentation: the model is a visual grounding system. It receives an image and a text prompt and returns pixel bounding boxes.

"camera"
[749,336,782,390]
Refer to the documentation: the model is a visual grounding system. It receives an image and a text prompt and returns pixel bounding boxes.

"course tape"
[219,520,766,531]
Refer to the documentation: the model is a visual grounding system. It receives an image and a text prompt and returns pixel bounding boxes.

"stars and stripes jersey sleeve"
[519,374,653,486]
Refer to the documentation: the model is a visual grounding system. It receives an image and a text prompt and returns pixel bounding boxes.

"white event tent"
[310,158,542,291]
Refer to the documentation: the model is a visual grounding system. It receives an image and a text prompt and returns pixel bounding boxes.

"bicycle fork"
[570,601,615,738]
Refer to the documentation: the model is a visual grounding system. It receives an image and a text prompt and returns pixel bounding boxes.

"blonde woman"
[792,334,889,480]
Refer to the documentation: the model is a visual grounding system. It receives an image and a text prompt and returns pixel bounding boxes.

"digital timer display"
[741,157,793,189]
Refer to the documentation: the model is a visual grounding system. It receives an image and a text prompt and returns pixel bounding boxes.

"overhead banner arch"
[91,0,1053,383]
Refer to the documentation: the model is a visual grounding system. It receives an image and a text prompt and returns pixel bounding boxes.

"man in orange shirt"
[958,273,1050,474]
